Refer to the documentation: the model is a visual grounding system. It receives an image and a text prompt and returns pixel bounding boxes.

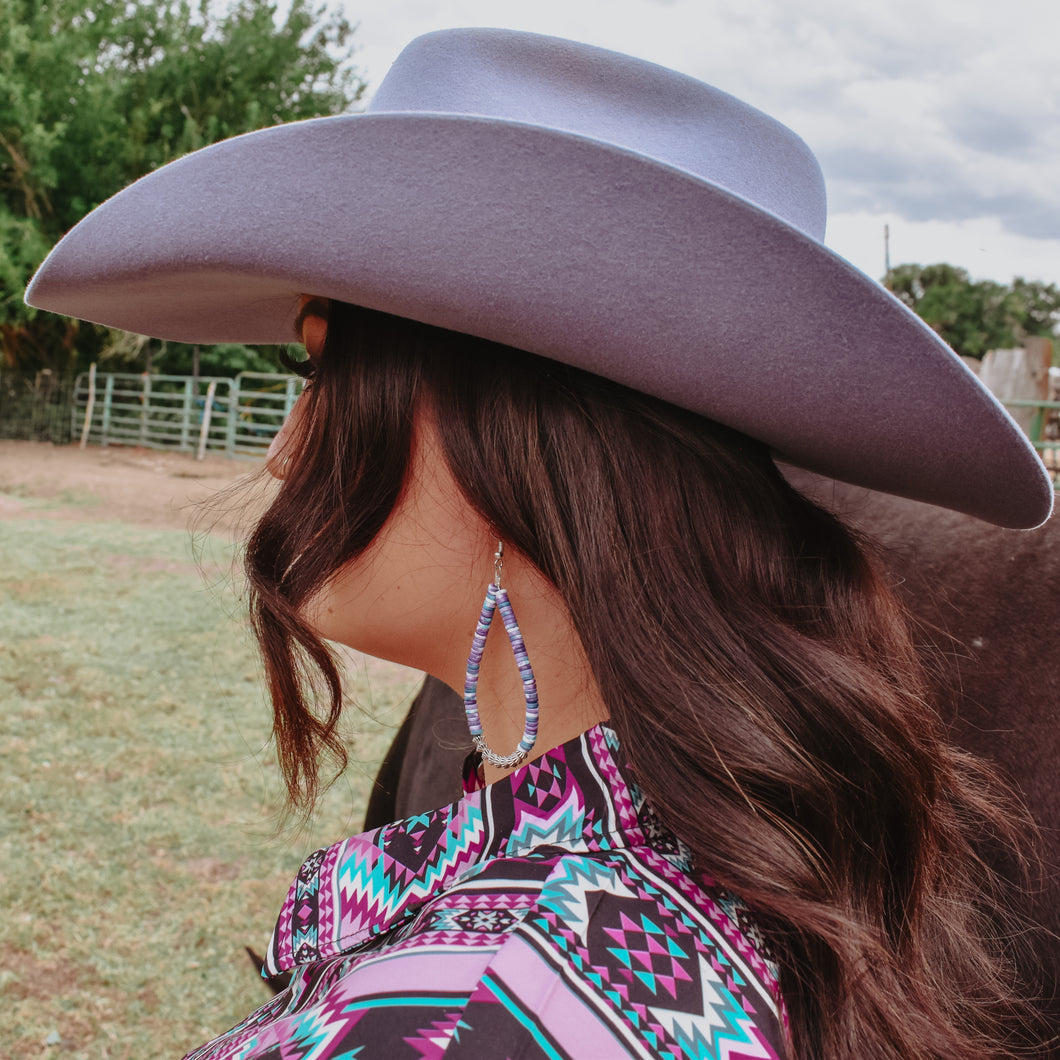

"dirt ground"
[0,438,417,687]
[0,439,268,534]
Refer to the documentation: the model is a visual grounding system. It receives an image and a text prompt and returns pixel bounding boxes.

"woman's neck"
[305,414,608,784]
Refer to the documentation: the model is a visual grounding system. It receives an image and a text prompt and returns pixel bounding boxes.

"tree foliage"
[1,0,365,372]
[886,263,1060,360]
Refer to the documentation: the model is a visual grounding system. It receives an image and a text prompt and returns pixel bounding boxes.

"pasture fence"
[58,370,303,457]
[0,369,303,459]
[0,369,77,445]
[68,370,303,459]
[0,368,1057,483]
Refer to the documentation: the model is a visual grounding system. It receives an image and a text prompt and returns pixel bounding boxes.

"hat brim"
[26,112,1054,529]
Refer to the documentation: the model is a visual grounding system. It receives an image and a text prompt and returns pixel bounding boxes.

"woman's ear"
[295,295,330,358]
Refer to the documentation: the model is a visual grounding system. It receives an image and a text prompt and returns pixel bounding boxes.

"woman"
[27,28,1054,1060]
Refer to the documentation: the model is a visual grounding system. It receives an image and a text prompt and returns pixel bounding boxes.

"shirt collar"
[265,723,644,976]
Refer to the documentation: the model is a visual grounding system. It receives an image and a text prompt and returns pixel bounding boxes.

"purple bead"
[462,583,540,766]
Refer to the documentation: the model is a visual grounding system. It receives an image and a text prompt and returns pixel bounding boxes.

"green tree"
[886,263,1059,359]
[1009,277,1060,339]
[1,0,365,372]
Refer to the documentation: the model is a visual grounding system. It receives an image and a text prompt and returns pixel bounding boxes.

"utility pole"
[883,223,891,287]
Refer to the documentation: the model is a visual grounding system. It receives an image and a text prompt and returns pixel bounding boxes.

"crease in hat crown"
[367,29,827,241]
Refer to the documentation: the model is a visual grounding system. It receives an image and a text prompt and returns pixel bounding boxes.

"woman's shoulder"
[189,846,787,1060]
[302,840,789,1059]
[446,843,788,1058]
[185,726,788,1058]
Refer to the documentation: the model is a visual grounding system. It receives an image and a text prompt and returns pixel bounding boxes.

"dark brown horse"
[363,475,1060,1049]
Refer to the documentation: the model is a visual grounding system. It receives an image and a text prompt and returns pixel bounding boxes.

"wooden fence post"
[79,363,97,449]
[101,374,114,445]
[197,380,217,460]
[180,377,193,450]
[225,375,241,459]
[139,372,151,446]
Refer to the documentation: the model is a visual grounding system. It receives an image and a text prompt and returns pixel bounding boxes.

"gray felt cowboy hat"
[25,28,1054,529]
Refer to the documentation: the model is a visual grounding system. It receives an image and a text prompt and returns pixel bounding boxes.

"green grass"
[0,504,423,1058]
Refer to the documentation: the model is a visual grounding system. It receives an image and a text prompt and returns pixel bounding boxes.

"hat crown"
[369,28,827,241]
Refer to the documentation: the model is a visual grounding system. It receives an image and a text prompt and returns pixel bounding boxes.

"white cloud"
[828,212,1059,285]
[329,0,1060,285]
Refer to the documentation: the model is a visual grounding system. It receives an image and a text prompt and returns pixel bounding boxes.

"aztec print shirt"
[183,724,788,1059]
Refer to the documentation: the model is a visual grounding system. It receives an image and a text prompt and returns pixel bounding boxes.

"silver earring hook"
[493,540,504,588]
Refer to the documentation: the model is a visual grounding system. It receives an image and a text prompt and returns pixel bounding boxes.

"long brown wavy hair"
[245,300,1044,1059]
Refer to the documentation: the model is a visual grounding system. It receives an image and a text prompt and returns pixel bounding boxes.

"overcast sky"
[324,0,1058,287]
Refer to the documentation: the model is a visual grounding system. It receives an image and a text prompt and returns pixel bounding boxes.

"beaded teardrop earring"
[463,541,539,769]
